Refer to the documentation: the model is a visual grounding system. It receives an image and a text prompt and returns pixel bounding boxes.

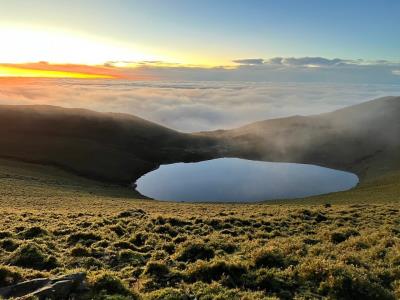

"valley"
[0,96,399,299]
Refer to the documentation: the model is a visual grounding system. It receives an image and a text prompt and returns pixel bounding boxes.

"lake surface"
[136,158,359,202]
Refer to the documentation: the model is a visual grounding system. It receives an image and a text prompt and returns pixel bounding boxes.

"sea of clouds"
[1,79,400,132]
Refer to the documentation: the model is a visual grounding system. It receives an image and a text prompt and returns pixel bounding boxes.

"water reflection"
[136,158,359,202]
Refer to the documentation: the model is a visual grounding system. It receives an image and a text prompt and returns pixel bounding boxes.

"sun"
[0,25,168,78]
[0,26,161,65]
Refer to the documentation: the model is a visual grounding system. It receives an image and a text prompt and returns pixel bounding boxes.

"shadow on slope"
[0,105,218,185]
[0,96,399,193]
[206,96,400,181]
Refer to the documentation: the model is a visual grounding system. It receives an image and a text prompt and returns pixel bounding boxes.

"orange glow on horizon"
[0,26,235,71]
[0,65,116,79]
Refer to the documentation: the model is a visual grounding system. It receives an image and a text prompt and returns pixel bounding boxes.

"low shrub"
[172,235,187,244]
[91,273,133,296]
[0,238,19,252]
[117,209,146,218]
[151,250,168,261]
[319,271,395,300]
[0,266,23,287]
[153,224,178,237]
[142,261,184,291]
[113,241,139,251]
[0,231,12,239]
[67,232,102,246]
[145,287,188,300]
[315,213,328,223]
[110,225,126,237]
[130,232,148,247]
[162,242,175,254]
[71,257,104,270]
[253,248,286,269]
[187,259,247,287]
[166,217,191,227]
[143,261,170,278]
[212,241,237,254]
[244,268,294,297]
[296,258,338,283]
[8,243,58,270]
[176,241,214,262]
[20,226,48,239]
[189,281,269,300]
[118,250,147,265]
[220,229,239,236]
[330,229,360,244]
[70,245,91,257]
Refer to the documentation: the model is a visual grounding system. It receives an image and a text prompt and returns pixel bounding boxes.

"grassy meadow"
[0,158,400,299]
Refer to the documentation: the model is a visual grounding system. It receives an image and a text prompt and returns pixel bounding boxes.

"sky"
[0,0,399,67]
[1,0,400,61]
[0,0,399,131]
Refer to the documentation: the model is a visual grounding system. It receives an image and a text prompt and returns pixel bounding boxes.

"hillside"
[0,105,217,185]
[1,96,399,190]
[0,98,400,298]
[207,96,400,182]
[0,158,399,299]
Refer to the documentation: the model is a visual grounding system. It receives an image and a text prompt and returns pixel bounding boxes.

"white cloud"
[1,80,400,132]
[393,70,400,76]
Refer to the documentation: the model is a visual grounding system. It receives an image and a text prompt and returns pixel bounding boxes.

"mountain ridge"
[208,96,400,181]
[0,96,399,186]
[0,104,217,184]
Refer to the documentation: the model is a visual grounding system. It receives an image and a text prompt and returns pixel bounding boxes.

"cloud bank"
[1,79,400,132]
[2,56,400,84]
[0,57,399,132]
[109,56,400,84]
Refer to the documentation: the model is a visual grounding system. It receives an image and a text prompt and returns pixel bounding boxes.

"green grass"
[0,158,400,299]
[271,170,400,205]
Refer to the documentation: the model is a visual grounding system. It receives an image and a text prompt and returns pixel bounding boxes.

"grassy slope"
[1,158,399,208]
[0,96,399,189]
[0,97,400,298]
[273,170,400,205]
[0,105,217,185]
[207,96,400,181]
[0,159,399,299]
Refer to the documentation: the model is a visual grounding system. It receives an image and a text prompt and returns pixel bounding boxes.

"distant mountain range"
[0,96,399,186]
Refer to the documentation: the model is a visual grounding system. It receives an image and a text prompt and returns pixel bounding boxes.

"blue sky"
[1,0,399,64]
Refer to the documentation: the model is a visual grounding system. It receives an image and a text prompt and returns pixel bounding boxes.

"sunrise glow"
[0,26,164,66]
[0,65,116,79]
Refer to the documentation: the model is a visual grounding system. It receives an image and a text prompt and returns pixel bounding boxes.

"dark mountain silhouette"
[207,96,400,180]
[0,105,216,184]
[0,96,398,186]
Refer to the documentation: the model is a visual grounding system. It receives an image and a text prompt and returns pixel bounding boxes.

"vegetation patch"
[0,266,23,287]
[0,158,400,298]
[175,241,215,262]
[330,229,360,244]
[67,232,102,246]
[253,247,287,269]
[90,273,139,299]
[20,226,48,239]
[8,243,58,270]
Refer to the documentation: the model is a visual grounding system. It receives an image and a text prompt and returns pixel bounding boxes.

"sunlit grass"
[0,158,399,299]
